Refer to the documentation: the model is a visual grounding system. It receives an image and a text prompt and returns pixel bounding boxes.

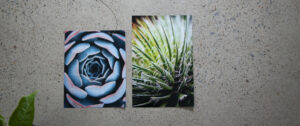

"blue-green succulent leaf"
[85,81,116,98]
[80,74,102,86]
[102,49,115,69]
[82,32,114,42]
[105,61,121,83]
[77,46,101,62]
[65,43,90,65]
[64,73,87,99]
[94,40,120,59]
[100,79,126,104]
[67,59,83,87]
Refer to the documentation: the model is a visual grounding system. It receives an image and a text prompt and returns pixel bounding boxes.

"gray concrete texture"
[0,0,299,125]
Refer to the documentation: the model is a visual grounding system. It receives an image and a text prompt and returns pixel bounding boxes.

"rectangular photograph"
[132,15,194,107]
[64,30,126,108]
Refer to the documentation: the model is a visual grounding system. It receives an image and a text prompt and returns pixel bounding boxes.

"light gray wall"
[0,0,299,125]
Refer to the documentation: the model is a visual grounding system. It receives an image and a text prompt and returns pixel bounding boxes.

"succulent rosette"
[64,30,126,108]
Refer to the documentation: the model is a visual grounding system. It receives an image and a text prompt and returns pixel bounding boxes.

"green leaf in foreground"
[9,91,37,126]
[0,114,5,126]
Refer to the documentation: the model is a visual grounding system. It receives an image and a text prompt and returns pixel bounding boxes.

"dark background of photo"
[0,0,299,126]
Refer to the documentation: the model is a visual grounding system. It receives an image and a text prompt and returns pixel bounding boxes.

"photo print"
[64,30,126,108]
[132,15,194,107]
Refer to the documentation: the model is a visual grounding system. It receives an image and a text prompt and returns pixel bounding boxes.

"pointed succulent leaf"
[100,79,126,104]
[65,93,85,108]
[85,81,116,98]
[102,49,115,69]
[94,40,120,59]
[119,48,126,62]
[65,30,81,44]
[112,33,125,43]
[77,46,101,62]
[82,32,114,42]
[64,41,76,53]
[105,61,121,83]
[122,64,126,79]
[64,73,87,99]
[65,43,90,65]
[80,74,102,86]
[67,59,83,87]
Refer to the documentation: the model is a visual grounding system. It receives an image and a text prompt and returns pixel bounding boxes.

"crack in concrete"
[23,11,36,28]
[98,0,118,29]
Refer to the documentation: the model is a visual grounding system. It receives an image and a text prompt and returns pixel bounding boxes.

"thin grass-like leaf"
[159,17,172,60]
[133,65,157,77]
[135,83,159,90]
[134,46,153,61]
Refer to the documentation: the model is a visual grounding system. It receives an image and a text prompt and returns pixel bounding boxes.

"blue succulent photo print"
[64,30,126,108]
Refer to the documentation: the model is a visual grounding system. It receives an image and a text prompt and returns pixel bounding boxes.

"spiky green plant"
[132,15,193,107]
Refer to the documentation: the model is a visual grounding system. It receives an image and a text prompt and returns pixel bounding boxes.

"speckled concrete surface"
[0,0,299,126]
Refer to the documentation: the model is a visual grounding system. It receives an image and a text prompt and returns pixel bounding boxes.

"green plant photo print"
[132,15,194,107]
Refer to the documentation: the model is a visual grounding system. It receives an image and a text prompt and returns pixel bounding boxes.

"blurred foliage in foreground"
[0,91,37,126]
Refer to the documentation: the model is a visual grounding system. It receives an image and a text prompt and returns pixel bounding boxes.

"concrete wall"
[0,0,299,125]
